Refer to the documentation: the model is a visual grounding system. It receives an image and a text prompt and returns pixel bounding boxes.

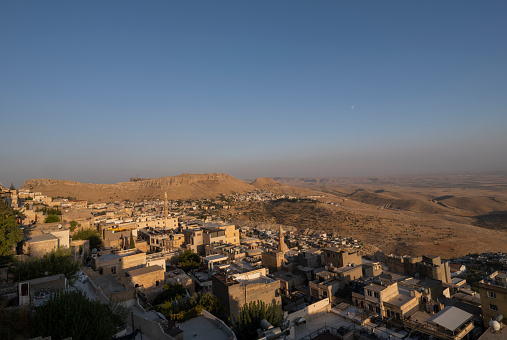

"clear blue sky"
[1,1,507,187]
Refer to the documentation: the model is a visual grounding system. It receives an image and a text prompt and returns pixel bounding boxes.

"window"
[490,304,499,311]
[111,266,116,275]
[374,292,380,298]
[488,291,497,298]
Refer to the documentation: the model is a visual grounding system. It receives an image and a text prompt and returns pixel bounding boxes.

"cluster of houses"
[1,184,506,340]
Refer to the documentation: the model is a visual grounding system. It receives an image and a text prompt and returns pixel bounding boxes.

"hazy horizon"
[2,1,507,188]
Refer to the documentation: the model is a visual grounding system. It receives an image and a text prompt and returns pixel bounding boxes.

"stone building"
[92,249,146,275]
[212,268,281,321]
[479,271,507,329]
[128,265,165,289]
[25,234,60,257]
[261,226,288,273]
[322,247,362,268]
[23,224,70,257]
[384,254,452,284]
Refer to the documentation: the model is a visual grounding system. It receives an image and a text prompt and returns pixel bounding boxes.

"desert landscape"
[23,173,507,258]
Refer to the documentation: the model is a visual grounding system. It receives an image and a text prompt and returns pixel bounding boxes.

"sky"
[1,1,507,187]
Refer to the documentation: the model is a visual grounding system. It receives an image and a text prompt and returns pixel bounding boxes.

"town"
[0,182,506,340]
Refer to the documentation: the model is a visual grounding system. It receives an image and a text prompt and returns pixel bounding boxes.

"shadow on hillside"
[433,195,454,201]
[473,211,507,230]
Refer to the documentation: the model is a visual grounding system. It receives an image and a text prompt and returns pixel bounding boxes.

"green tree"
[129,231,135,249]
[69,220,78,232]
[157,292,225,323]
[0,201,23,262]
[10,247,81,284]
[44,214,60,223]
[234,300,286,340]
[31,290,127,340]
[177,249,201,272]
[153,283,187,305]
[72,229,103,250]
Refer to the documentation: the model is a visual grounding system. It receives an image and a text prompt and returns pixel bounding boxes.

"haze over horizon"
[2,1,507,188]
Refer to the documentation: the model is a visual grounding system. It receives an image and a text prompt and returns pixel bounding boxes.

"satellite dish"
[45,271,49,276]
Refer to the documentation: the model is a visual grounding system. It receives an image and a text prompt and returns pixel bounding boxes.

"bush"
[69,220,78,232]
[72,229,103,250]
[153,283,187,305]
[177,249,201,272]
[10,247,81,284]
[234,300,285,340]
[157,292,226,323]
[44,215,60,223]
[31,290,127,340]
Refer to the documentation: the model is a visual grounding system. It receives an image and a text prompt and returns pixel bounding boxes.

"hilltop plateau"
[22,173,315,202]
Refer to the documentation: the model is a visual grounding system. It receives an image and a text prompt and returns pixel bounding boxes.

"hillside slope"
[250,177,318,197]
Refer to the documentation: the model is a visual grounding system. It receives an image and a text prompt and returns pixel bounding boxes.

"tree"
[31,290,127,340]
[157,292,225,323]
[72,229,103,250]
[129,231,135,249]
[153,282,187,305]
[176,249,201,272]
[44,214,60,223]
[69,220,78,232]
[234,300,286,340]
[10,247,81,285]
[0,201,23,262]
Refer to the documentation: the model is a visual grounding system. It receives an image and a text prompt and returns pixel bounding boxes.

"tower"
[278,225,287,253]
[164,192,168,220]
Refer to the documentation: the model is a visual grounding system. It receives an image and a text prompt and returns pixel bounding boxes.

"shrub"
[44,215,60,223]
[31,290,127,340]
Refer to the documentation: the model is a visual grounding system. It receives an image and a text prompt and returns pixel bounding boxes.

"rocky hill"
[22,174,316,203]
[23,173,255,202]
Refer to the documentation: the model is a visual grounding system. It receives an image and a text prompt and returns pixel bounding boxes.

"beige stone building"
[25,234,60,257]
[479,271,507,328]
[92,249,146,275]
[322,247,362,268]
[384,254,452,284]
[128,265,165,289]
[24,224,70,257]
[212,268,281,321]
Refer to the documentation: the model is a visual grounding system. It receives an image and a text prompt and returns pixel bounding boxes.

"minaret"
[278,225,287,253]
[164,191,168,220]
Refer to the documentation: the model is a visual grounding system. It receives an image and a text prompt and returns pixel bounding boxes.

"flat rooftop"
[89,275,125,295]
[203,254,228,262]
[98,250,138,262]
[29,233,58,242]
[365,283,388,292]
[384,293,416,307]
[179,315,231,340]
[128,265,163,276]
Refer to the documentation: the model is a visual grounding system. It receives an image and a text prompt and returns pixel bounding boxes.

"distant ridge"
[22,173,315,202]
[251,177,316,196]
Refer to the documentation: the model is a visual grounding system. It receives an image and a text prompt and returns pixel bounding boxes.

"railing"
[387,317,474,340]
[297,325,353,340]
[297,317,474,340]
